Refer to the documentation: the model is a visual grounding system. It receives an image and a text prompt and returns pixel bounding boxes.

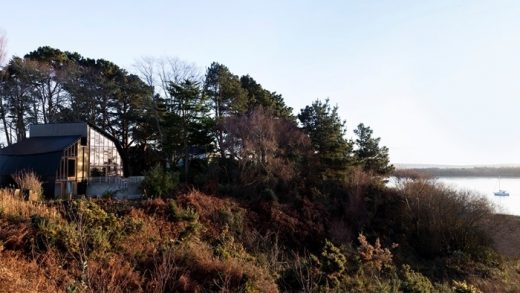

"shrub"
[452,280,482,293]
[400,264,434,293]
[45,200,142,256]
[31,215,80,254]
[321,239,347,286]
[278,253,323,293]
[86,255,143,293]
[11,170,43,201]
[214,225,252,261]
[279,240,348,291]
[168,200,198,223]
[215,208,244,236]
[398,180,494,258]
[0,189,59,222]
[357,233,397,272]
[141,165,179,198]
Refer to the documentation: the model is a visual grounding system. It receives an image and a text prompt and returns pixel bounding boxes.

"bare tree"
[222,107,311,186]
[0,32,6,67]
[133,56,202,167]
[134,57,165,156]
[134,56,201,100]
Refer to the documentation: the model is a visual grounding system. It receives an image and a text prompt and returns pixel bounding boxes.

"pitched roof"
[0,136,80,155]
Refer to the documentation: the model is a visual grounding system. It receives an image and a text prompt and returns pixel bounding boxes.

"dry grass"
[171,240,279,292]
[469,259,520,293]
[86,255,143,293]
[12,170,43,201]
[0,189,60,221]
[0,251,60,293]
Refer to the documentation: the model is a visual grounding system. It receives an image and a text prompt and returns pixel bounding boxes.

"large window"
[56,141,81,180]
[89,128,122,177]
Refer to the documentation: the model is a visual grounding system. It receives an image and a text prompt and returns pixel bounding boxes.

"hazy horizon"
[2,0,520,166]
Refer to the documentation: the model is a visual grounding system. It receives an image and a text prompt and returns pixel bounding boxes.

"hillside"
[1,173,520,292]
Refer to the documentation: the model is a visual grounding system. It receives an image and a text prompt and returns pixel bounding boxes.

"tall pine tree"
[298,99,353,181]
[353,123,393,175]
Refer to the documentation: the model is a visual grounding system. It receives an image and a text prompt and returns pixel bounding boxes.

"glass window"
[89,128,122,177]
[67,159,76,177]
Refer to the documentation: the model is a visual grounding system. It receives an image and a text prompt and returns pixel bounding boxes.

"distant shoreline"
[394,167,520,178]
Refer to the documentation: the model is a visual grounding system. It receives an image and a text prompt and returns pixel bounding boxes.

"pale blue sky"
[2,0,520,165]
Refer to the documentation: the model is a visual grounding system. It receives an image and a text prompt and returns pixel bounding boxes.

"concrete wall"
[85,176,144,199]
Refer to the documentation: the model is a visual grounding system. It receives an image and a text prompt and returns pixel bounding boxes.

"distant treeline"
[396,167,520,178]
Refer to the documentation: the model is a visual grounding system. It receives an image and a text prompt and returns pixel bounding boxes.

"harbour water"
[435,177,520,216]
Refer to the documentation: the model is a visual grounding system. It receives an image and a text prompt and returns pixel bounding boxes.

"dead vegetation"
[0,181,519,292]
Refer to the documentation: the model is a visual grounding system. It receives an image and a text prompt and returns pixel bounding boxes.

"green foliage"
[31,215,80,254]
[167,199,202,241]
[163,79,213,180]
[452,280,481,293]
[239,74,294,120]
[353,123,394,175]
[214,208,244,235]
[204,62,248,117]
[142,164,179,198]
[320,239,348,286]
[298,98,353,182]
[279,240,348,291]
[168,200,199,223]
[204,62,248,158]
[400,264,434,293]
[31,200,143,258]
[214,225,252,260]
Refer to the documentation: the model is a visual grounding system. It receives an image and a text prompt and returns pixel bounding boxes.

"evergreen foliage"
[298,98,353,181]
[353,123,394,175]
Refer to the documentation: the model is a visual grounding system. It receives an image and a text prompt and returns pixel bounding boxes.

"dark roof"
[0,136,80,155]
[0,152,64,178]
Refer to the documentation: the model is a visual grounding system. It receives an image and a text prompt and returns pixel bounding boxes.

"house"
[0,122,123,198]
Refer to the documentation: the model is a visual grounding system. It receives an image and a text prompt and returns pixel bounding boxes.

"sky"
[2,0,520,166]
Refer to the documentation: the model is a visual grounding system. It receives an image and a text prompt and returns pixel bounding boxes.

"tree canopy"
[0,46,393,184]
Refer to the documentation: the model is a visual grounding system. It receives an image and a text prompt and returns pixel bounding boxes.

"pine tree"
[165,79,213,180]
[203,62,247,158]
[298,99,353,181]
[353,123,394,175]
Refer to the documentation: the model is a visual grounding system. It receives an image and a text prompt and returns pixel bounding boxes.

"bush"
[214,208,244,236]
[31,215,80,254]
[168,200,198,223]
[400,264,434,293]
[279,240,347,291]
[141,165,179,198]
[357,233,397,272]
[452,280,482,293]
[321,239,347,285]
[11,170,43,201]
[398,180,495,259]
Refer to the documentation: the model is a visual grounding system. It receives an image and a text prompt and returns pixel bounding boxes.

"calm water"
[388,177,520,216]
[436,177,520,216]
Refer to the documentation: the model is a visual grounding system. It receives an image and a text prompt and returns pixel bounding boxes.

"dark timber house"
[0,123,123,198]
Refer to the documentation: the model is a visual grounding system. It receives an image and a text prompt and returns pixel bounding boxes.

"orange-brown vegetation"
[0,176,520,292]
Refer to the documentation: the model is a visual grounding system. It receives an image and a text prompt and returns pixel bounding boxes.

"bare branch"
[0,31,7,67]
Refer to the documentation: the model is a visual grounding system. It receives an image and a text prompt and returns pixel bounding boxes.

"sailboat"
[494,177,509,196]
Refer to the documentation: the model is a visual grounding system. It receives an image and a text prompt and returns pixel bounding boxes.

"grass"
[0,189,60,222]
